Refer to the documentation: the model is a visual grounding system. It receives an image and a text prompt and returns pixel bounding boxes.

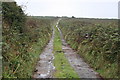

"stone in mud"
[34,69,38,72]
[56,50,64,53]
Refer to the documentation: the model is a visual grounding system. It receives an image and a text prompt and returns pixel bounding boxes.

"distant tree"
[72,16,75,18]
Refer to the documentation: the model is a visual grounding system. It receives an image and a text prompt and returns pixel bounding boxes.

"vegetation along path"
[33,19,102,78]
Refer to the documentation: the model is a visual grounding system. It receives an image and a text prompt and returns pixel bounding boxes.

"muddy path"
[57,19,102,79]
[33,24,55,78]
[33,18,102,79]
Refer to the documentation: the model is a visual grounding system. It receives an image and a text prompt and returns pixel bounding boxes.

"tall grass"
[2,2,57,78]
[59,18,119,78]
[2,16,57,78]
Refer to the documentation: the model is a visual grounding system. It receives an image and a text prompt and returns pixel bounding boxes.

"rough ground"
[33,19,102,79]
[62,40,101,78]
[57,19,102,78]
[33,27,55,78]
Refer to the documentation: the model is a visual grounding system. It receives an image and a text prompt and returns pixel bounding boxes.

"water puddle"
[33,28,55,78]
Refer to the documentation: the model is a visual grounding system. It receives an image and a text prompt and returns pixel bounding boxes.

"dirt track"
[57,19,102,78]
[33,25,55,78]
[33,19,102,79]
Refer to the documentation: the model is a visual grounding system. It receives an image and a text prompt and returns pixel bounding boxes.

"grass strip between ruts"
[53,25,79,78]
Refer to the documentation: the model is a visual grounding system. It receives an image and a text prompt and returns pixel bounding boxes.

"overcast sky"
[15,0,119,19]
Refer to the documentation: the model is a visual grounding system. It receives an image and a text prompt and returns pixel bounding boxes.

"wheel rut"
[33,24,55,78]
[57,19,102,79]
[33,19,103,79]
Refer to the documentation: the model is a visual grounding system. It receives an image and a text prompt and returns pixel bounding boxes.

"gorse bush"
[59,18,119,78]
[2,2,26,33]
[2,2,56,78]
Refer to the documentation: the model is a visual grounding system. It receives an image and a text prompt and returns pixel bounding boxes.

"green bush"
[59,18,119,78]
[2,2,56,78]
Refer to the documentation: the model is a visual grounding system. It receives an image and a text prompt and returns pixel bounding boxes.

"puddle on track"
[33,29,55,78]
[62,41,101,78]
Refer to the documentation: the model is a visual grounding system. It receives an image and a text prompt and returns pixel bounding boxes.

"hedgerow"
[59,18,119,78]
